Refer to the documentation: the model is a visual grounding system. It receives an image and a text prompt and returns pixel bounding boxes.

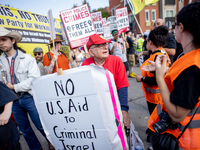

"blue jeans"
[12,93,46,150]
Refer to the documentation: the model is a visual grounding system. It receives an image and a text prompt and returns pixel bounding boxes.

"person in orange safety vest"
[147,2,200,150]
[136,26,170,115]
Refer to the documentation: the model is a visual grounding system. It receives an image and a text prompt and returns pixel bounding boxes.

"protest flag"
[128,0,159,15]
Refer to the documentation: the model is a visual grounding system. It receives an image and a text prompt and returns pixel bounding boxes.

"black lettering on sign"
[57,100,64,114]
[54,124,97,139]
[64,116,75,123]
[46,100,64,115]
[46,101,54,115]
[54,80,65,96]
[17,10,32,20]
[69,97,88,113]
[54,79,74,96]
[6,19,24,28]
[65,79,74,95]
[0,19,4,25]
[59,139,95,150]
[0,7,14,17]
[85,27,95,34]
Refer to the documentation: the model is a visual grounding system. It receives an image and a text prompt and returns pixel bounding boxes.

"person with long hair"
[147,2,200,150]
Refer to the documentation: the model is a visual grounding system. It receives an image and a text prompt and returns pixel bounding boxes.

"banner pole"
[127,0,144,35]
[122,32,127,54]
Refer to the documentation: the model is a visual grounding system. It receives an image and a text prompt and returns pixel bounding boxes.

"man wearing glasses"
[82,34,131,129]
[153,18,176,64]
[33,47,46,75]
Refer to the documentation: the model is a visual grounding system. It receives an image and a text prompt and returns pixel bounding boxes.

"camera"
[153,111,178,134]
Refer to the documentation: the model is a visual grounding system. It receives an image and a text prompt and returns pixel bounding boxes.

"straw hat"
[48,36,64,45]
[0,27,22,43]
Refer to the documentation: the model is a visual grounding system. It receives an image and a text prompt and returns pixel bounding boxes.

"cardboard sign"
[107,16,117,36]
[32,65,128,150]
[102,18,112,40]
[91,11,103,35]
[48,9,56,40]
[60,4,96,49]
[116,7,130,34]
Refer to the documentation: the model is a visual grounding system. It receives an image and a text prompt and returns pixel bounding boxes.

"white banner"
[116,7,130,34]
[32,65,128,150]
[60,4,96,49]
[91,11,103,35]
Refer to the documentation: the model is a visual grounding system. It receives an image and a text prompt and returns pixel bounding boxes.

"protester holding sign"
[0,27,48,150]
[109,29,129,72]
[82,34,130,128]
[43,36,70,74]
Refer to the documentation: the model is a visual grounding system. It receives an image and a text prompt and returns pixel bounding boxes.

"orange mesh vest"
[147,49,200,150]
[140,48,170,104]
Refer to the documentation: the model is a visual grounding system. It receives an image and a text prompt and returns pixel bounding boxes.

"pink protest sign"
[116,7,130,34]
[60,4,96,49]
[91,11,103,35]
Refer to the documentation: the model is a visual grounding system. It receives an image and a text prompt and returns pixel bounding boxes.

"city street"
[19,66,151,150]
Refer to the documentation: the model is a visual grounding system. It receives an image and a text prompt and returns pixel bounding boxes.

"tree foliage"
[72,3,78,8]
[92,8,110,19]
[82,0,91,12]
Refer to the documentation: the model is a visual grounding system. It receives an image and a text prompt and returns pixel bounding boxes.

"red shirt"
[82,55,129,90]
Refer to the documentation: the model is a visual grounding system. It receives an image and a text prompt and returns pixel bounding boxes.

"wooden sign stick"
[122,32,127,54]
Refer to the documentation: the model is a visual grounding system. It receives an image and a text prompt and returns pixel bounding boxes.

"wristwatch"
[141,76,145,82]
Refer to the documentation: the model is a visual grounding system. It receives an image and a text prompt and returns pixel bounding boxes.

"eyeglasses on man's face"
[91,43,109,49]
[34,53,42,56]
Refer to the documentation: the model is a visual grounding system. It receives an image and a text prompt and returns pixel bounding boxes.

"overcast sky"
[2,0,110,18]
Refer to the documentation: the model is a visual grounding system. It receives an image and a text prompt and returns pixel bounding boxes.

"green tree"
[72,3,78,8]
[92,8,110,18]
[82,0,91,12]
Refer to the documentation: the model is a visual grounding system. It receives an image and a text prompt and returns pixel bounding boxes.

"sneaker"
[128,73,137,78]
[132,72,138,76]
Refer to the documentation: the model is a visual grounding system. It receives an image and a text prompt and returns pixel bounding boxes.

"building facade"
[109,0,159,34]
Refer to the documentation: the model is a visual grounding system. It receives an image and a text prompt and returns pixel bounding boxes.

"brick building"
[108,0,159,34]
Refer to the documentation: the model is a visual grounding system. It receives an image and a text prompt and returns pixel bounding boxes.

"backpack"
[46,51,67,62]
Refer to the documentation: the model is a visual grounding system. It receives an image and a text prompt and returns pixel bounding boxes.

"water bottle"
[135,142,143,150]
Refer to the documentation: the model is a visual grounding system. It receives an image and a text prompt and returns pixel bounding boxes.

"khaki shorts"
[127,54,135,67]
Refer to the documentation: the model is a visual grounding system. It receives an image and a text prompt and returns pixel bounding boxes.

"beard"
[36,57,43,62]
[0,45,12,53]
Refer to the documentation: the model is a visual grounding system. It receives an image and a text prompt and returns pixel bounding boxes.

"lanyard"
[7,58,15,84]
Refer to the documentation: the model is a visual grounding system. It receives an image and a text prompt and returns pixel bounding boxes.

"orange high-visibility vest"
[140,48,170,104]
[148,49,200,150]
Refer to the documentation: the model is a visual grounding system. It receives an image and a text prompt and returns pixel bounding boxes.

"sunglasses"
[34,53,42,56]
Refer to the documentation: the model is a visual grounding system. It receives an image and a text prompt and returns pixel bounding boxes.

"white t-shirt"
[109,38,127,62]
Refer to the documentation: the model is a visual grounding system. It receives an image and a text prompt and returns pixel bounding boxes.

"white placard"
[116,7,130,34]
[60,4,96,49]
[102,18,107,27]
[91,11,103,35]
[32,65,128,150]
[48,9,56,40]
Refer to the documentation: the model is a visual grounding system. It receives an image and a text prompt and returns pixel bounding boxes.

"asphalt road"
[19,66,151,150]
